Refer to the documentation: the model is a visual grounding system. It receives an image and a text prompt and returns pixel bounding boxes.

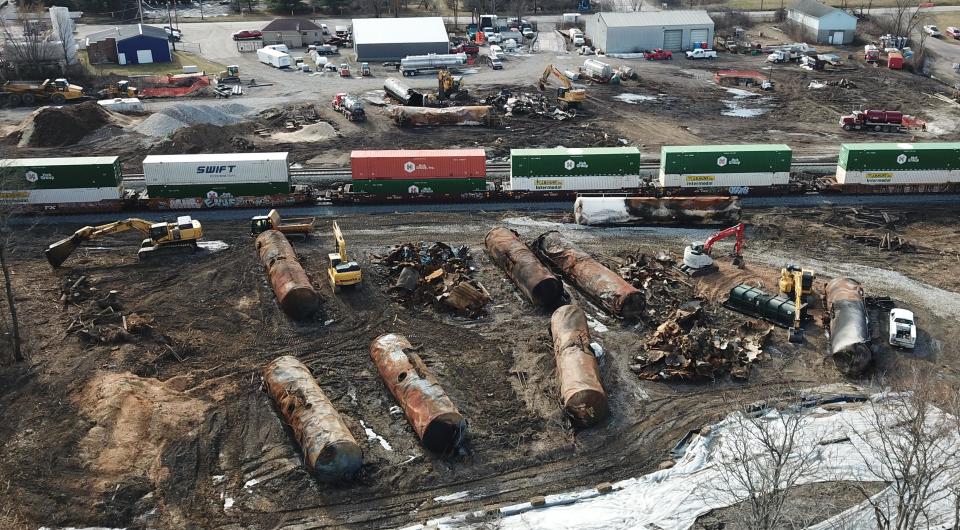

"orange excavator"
[678,222,745,276]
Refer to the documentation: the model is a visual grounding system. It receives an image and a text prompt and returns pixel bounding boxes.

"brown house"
[261,18,323,48]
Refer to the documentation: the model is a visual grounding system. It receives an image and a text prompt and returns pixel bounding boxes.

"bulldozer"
[97,80,138,99]
[779,265,816,343]
[538,64,586,109]
[46,216,203,267]
[217,65,241,84]
[1,78,87,106]
[250,209,316,237]
[438,69,467,100]
[327,221,361,291]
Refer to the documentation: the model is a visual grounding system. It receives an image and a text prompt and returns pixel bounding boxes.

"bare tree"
[0,2,59,74]
[846,369,960,530]
[701,393,825,530]
[0,164,25,364]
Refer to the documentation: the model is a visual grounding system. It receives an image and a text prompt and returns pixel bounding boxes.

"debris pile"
[618,252,689,319]
[826,208,936,255]
[60,274,142,344]
[630,302,773,381]
[381,241,490,317]
[480,90,575,120]
[16,102,112,147]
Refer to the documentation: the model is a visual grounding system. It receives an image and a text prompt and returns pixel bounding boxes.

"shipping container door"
[663,29,682,51]
[690,28,709,47]
[137,49,154,64]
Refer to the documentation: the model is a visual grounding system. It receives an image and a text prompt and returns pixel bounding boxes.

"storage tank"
[659,144,792,188]
[825,277,872,376]
[582,59,612,80]
[399,53,467,73]
[351,149,486,180]
[0,156,123,204]
[835,142,960,185]
[142,152,290,199]
[510,147,640,191]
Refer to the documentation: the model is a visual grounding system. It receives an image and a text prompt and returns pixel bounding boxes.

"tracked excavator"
[678,222,746,276]
[327,221,361,291]
[538,64,586,109]
[46,216,203,267]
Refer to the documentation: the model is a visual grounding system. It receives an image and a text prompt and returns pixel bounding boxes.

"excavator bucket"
[788,326,804,344]
[45,235,82,267]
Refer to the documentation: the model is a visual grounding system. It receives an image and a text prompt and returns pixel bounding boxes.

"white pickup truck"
[889,308,917,349]
[685,48,717,60]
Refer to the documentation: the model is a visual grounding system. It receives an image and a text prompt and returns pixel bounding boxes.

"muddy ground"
[0,205,958,529]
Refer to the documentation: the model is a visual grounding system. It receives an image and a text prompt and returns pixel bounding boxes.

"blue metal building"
[87,24,172,65]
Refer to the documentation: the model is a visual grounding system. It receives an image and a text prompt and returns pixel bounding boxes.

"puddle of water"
[614,93,658,104]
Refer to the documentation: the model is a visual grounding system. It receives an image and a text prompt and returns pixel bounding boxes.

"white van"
[489,45,504,59]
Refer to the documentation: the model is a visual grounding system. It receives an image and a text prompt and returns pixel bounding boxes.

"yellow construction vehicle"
[1,78,87,106]
[217,65,240,83]
[98,80,138,99]
[779,265,816,343]
[46,216,203,267]
[327,221,361,290]
[250,209,316,237]
[438,69,466,100]
[538,64,586,109]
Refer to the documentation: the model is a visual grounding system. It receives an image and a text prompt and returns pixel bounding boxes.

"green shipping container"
[511,147,641,178]
[0,157,121,190]
[350,179,486,194]
[838,142,960,171]
[147,181,291,199]
[661,145,792,174]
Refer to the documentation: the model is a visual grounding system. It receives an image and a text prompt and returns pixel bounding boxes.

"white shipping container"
[510,175,640,191]
[257,47,291,68]
[0,187,122,204]
[143,153,289,186]
[659,171,789,187]
[97,97,144,113]
[835,167,958,184]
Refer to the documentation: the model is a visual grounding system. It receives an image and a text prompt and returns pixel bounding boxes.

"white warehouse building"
[352,17,449,62]
[786,0,857,44]
[585,11,714,54]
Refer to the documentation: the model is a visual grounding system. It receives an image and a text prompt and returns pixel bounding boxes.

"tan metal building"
[261,18,323,48]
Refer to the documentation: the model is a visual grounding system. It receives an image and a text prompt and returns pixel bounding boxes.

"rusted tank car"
[262,356,363,480]
[255,230,319,320]
[533,230,644,319]
[825,277,872,376]
[551,304,608,427]
[484,227,563,307]
[574,196,741,226]
[369,333,467,453]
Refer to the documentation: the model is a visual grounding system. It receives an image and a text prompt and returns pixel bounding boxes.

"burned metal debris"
[380,241,490,317]
[480,90,575,120]
[631,302,773,381]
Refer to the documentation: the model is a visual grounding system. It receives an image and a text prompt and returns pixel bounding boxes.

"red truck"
[332,93,365,122]
[644,48,672,60]
[839,109,926,133]
[452,42,480,55]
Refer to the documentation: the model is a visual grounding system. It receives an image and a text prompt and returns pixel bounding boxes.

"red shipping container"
[351,149,487,180]
[887,52,904,70]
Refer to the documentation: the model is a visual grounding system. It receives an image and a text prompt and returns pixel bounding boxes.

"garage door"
[690,28,709,46]
[663,29,683,51]
[137,49,154,64]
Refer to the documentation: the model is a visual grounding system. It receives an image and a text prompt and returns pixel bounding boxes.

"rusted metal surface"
[533,230,644,319]
[574,196,741,226]
[262,355,362,480]
[389,105,492,126]
[825,277,872,376]
[369,333,467,452]
[550,304,608,428]
[484,227,563,307]
[255,230,319,320]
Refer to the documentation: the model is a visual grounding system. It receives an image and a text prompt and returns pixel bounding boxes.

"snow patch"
[613,93,657,104]
[434,490,471,503]
[360,419,393,451]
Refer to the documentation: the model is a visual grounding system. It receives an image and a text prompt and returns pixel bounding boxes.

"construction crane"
[250,209,316,237]
[779,265,815,343]
[327,221,362,290]
[538,64,586,109]
[438,70,467,100]
[678,222,746,276]
[45,216,203,268]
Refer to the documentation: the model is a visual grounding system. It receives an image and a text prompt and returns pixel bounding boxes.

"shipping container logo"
[563,160,588,171]
[895,154,918,165]
[404,162,417,173]
[865,172,893,182]
[686,175,716,186]
[196,165,238,174]
[24,171,38,183]
[716,157,741,167]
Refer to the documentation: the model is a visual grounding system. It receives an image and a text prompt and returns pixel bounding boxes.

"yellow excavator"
[779,265,816,343]
[46,216,203,267]
[250,209,316,237]
[438,69,466,100]
[538,64,586,109]
[327,221,361,291]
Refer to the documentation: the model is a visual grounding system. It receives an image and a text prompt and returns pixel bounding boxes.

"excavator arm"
[45,218,181,267]
[702,222,745,256]
[539,64,572,91]
[332,221,348,262]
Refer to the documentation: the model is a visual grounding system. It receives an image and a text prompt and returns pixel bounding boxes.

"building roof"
[788,0,854,19]
[86,24,168,44]
[143,153,288,163]
[352,17,448,45]
[1,157,119,167]
[598,10,714,28]
[262,18,321,32]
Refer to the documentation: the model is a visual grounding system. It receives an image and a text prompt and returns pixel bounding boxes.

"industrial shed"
[585,11,714,54]
[787,0,857,44]
[352,17,448,62]
[261,18,322,48]
[86,24,171,65]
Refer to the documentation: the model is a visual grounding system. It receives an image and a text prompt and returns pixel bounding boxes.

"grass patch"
[80,50,226,77]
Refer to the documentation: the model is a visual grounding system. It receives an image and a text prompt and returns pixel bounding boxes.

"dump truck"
[1,78,87,106]
[250,209,316,236]
[331,93,366,121]
[839,109,926,133]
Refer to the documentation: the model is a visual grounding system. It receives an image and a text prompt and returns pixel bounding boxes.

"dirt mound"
[154,122,256,154]
[22,102,112,147]
[73,372,210,491]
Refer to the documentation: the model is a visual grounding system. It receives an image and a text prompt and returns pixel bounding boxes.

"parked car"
[685,48,717,59]
[164,26,182,42]
[924,24,942,37]
[482,27,495,38]
[888,308,917,349]
[946,26,960,39]
[483,54,502,70]
[321,23,330,35]
[644,48,672,60]
[522,27,535,38]
[232,29,262,41]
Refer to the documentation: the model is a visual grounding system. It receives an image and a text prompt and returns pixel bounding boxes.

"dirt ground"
[0,204,958,529]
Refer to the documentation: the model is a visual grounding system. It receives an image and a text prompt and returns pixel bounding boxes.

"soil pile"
[155,122,256,154]
[19,102,112,147]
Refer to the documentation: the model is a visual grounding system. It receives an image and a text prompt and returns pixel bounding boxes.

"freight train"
[2,142,959,213]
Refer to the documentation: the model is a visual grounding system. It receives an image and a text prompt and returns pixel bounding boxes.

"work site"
[1,1,960,529]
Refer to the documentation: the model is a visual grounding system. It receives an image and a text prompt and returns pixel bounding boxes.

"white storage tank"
[97,97,144,113]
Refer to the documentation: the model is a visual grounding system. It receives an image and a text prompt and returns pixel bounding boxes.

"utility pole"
[138,0,144,24]
[167,2,176,51]
[200,0,204,21]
